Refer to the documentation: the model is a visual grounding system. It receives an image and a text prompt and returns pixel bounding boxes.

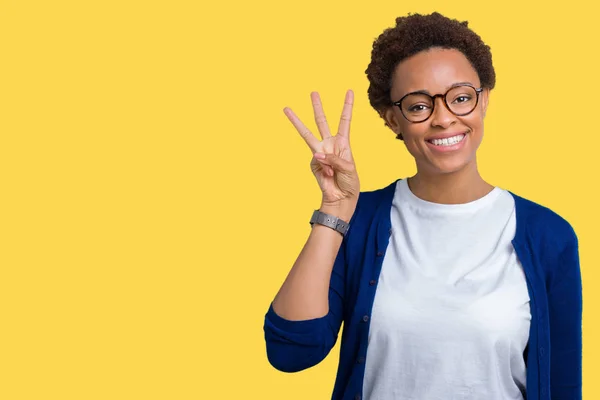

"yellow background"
[1,0,597,398]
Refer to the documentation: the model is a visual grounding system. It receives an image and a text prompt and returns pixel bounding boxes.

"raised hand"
[283,90,360,209]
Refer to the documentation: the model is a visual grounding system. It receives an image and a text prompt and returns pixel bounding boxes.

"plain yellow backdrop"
[1,0,597,398]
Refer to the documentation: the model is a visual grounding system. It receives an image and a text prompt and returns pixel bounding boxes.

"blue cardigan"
[264,178,582,400]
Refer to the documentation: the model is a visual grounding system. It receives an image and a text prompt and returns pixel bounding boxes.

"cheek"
[464,113,485,133]
[402,128,430,156]
[468,120,485,140]
[401,123,428,140]
[403,130,430,156]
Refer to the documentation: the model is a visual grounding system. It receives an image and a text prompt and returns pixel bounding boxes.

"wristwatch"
[310,209,350,237]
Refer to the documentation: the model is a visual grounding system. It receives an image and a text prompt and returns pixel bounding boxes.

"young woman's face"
[383,47,490,176]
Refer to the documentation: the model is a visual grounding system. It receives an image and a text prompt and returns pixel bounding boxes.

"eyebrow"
[404,81,475,96]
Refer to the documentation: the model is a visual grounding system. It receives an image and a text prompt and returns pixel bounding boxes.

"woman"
[263,12,582,400]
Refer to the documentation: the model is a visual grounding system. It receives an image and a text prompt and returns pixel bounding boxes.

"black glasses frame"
[392,84,484,123]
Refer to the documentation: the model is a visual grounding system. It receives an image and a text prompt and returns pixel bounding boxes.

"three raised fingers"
[283,89,354,152]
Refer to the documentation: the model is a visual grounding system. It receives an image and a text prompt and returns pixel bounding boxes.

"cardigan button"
[357,356,365,364]
[362,315,369,322]
[376,251,384,257]
[369,279,376,286]
[354,395,362,400]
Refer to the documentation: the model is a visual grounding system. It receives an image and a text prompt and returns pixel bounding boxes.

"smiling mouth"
[426,132,467,147]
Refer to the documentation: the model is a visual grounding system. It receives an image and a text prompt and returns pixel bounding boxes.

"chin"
[419,155,476,176]
[440,157,476,174]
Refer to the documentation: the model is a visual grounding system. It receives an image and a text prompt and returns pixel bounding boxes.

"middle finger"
[311,92,332,140]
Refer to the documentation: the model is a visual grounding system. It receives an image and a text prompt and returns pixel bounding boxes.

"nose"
[429,96,457,128]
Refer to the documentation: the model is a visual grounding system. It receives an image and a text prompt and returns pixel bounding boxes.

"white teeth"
[430,134,465,146]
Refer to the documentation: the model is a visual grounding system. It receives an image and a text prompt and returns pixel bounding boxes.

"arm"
[548,228,583,399]
[263,203,356,373]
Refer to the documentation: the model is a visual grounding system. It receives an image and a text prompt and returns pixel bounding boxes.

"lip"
[425,131,468,153]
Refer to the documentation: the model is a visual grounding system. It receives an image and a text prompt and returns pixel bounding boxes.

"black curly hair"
[365,12,496,140]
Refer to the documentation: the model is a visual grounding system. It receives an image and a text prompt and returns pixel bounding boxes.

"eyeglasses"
[392,84,484,123]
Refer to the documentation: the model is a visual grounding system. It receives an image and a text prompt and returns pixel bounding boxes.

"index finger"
[283,107,320,153]
[337,90,354,138]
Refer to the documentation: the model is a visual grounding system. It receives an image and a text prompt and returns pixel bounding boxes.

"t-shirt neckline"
[397,178,502,213]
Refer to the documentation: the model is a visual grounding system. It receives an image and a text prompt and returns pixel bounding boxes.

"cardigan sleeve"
[548,228,583,399]
[263,230,348,373]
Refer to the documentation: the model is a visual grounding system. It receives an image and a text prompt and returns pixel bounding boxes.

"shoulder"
[355,179,399,210]
[346,179,399,237]
[351,179,399,224]
[509,190,578,252]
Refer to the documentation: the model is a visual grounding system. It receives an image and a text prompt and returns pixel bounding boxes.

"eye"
[453,95,472,104]
[408,104,430,112]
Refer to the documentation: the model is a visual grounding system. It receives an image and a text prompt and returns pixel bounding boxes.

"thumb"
[315,152,355,173]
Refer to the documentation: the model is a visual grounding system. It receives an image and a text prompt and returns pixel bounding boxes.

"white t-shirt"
[362,178,532,400]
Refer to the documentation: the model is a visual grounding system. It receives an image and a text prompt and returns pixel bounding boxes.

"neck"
[408,159,494,204]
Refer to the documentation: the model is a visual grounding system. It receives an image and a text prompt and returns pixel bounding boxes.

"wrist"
[319,202,356,222]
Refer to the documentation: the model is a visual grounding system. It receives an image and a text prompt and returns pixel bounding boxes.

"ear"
[481,88,490,117]
[382,107,402,137]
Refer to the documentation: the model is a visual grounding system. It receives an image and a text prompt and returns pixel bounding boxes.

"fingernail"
[314,152,325,159]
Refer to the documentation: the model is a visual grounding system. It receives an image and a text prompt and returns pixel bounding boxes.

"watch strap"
[310,209,350,237]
